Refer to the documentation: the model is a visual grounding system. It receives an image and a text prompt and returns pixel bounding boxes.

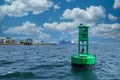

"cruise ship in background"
[59,40,75,45]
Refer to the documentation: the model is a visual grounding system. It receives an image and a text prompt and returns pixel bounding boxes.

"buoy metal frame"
[71,24,96,67]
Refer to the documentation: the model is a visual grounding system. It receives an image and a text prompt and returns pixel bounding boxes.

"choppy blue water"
[0,44,119,80]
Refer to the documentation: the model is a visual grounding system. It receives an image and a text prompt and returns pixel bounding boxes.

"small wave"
[56,47,64,50]
[0,60,14,66]
[27,63,66,70]
[0,71,35,78]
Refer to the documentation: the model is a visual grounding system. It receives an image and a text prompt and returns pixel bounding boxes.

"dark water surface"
[0,44,119,80]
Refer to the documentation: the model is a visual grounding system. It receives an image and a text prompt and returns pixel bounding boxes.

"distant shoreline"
[0,43,58,46]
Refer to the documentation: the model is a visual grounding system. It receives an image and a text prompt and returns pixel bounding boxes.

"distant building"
[0,37,6,44]
[24,39,33,45]
[19,40,25,44]
[6,37,12,43]
[0,37,17,44]
[11,40,17,44]
[0,39,4,44]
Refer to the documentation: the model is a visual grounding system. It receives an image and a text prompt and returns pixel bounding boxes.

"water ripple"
[0,71,35,78]
[0,45,119,80]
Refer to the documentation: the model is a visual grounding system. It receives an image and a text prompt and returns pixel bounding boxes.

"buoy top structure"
[71,24,96,67]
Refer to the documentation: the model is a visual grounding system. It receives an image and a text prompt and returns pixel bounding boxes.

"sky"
[0,0,120,43]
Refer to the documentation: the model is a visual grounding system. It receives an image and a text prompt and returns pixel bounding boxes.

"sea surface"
[0,44,119,80]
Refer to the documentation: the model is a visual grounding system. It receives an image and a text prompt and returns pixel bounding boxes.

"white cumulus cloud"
[44,21,79,31]
[66,0,72,3]
[43,6,105,42]
[91,23,120,40]
[0,0,53,17]
[4,21,50,39]
[53,4,60,9]
[62,6,105,22]
[108,13,118,21]
[0,12,5,22]
[5,0,15,3]
[44,6,105,31]
[44,21,80,42]
[113,0,120,9]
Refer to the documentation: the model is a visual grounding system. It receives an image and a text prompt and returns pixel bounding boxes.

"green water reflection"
[71,67,98,80]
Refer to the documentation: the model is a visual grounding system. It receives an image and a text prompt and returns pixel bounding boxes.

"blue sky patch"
[0,0,120,43]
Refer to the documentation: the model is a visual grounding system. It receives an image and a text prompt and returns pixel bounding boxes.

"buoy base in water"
[71,63,93,68]
[71,54,96,67]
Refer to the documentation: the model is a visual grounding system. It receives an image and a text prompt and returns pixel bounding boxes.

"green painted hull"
[71,54,96,66]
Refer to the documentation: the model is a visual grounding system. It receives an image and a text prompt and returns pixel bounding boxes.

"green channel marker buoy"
[71,24,96,67]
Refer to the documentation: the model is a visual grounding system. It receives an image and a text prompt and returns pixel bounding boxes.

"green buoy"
[71,24,96,67]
